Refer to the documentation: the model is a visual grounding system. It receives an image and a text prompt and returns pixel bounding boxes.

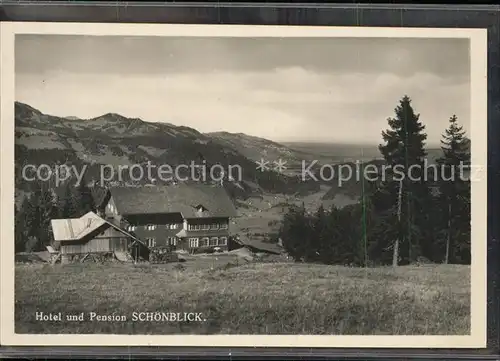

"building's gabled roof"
[236,236,284,255]
[102,184,238,218]
[51,212,145,246]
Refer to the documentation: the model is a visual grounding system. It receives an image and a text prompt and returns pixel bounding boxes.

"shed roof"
[51,212,106,241]
[104,184,237,218]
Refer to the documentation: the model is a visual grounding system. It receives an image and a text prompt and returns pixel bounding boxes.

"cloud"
[16,66,470,145]
[16,35,469,80]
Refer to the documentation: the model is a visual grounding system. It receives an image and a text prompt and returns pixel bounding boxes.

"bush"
[149,248,178,264]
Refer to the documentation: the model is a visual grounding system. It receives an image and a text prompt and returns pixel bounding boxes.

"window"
[127,225,136,232]
[219,223,228,230]
[219,237,228,246]
[201,224,210,231]
[166,224,178,230]
[210,224,219,230]
[168,237,177,246]
[188,224,202,231]
[146,238,156,248]
[209,237,218,246]
[145,224,156,231]
[189,238,199,248]
[200,237,209,247]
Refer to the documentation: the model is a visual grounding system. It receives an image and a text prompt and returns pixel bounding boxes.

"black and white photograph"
[0,23,487,348]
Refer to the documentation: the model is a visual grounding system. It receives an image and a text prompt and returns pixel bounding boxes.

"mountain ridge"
[14,102,321,199]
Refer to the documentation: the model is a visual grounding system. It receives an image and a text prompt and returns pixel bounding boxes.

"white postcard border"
[0,22,488,348]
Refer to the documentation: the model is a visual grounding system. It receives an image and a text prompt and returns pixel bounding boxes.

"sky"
[15,35,471,145]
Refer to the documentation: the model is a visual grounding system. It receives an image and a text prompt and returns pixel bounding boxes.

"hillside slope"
[206,131,325,174]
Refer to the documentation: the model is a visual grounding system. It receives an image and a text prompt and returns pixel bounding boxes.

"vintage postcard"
[0,22,487,348]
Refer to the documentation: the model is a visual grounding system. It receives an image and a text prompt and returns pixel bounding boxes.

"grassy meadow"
[232,189,334,237]
[15,256,471,335]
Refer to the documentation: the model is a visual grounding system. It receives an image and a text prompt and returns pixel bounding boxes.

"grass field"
[15,258,470,335]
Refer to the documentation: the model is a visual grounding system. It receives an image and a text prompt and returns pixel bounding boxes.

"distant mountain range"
[14,102,444,204]
[14,102,320,200]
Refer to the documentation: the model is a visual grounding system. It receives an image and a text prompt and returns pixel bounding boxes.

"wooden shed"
[51,211,148,263]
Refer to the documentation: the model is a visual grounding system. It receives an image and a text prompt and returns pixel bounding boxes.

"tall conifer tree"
[377,95,430,265]
[436,115,471,264]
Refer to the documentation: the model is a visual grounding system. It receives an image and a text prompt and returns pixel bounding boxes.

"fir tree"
[76,176,96,214]
[37,185,58,250]
[328,205,363,265]
[309,204,326,261]
[279,204,312,262]
[59,182,79,218]
[17,182,58,252]
[363,179,397,265]
[436,115,471,264]
[25,182,42,250]
[318,206,342,264]
[14,202,30,253]
[21,196,38,248]
[377,95,430,265]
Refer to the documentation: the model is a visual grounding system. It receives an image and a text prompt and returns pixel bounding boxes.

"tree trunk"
[393,179,403,268]
[444,202,451,264]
